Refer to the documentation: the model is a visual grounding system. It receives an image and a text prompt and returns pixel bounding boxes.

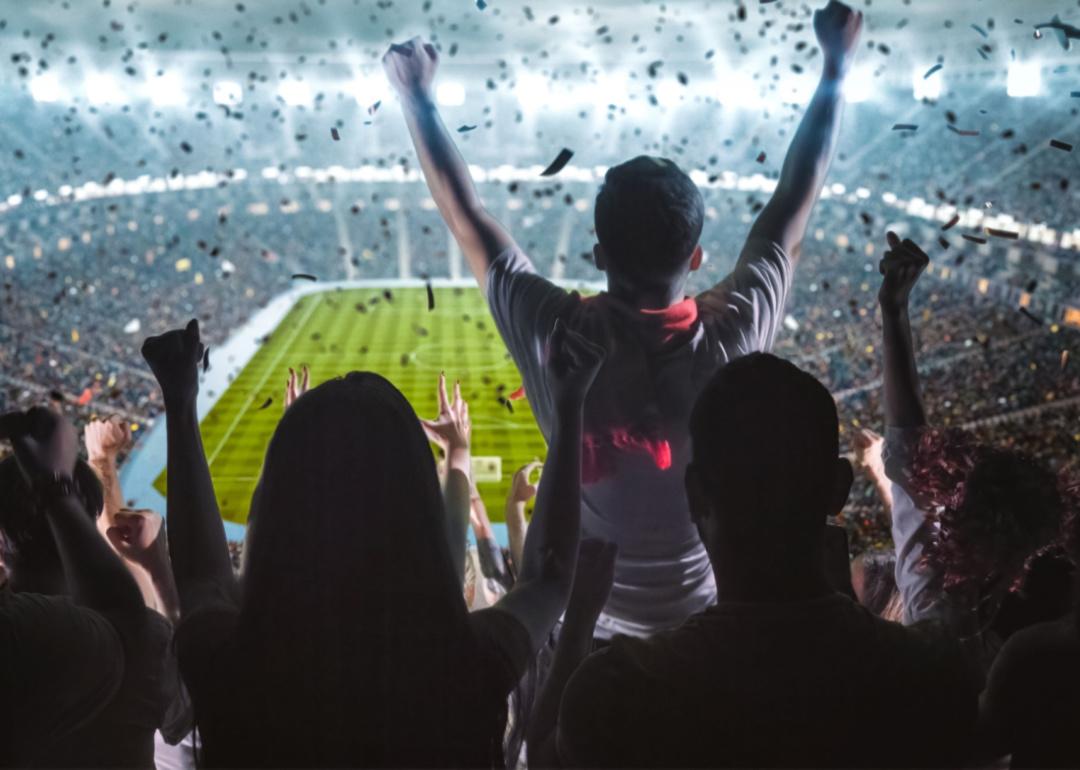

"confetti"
[202,347,211,373]
[540,148,574,177]
[1062,350,1070,371]
[1050,139,1073,152]
[947,125,980,137]
[291,273,318,281]
[258,397,274,410]
[986,228,1019,240]
[426,280,435,311]
[892,124,918,131]
[961,234,988,244]
[331,127,340,141]
[1018,307,1044,325]
[923,63,943,79]
[457,125,477,133]
[942,214,960,231]
[755,151,767,163]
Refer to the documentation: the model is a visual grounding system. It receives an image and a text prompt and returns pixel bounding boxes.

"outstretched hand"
[878,232,929,313]
[141,319,205,407]
[814,0,863,77]
[0,406,79,483]
[382,36,440,101]
[509,461,542,505]
[545,319,606,411]
[284,365,310,410]
[421,372,471,453]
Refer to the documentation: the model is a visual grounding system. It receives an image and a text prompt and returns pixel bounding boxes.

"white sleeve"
[695,237,793,358]
[884,427,944,626]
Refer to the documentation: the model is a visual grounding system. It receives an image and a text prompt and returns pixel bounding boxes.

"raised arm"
[505,461,540,575]
[142,320,238,615]
[420,373,473,584]
[878,234,945,625]
[746,1,862,261]
[493,323,605,651]
[84,416,130,519]
[879,232,929,430]
[0,407,143,613]
[384,37,516,285]
[527,538,617,769]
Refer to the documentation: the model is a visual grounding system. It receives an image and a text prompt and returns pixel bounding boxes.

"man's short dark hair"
[0,457,103,567]
[690,353,840,533]
[594,156,704,285]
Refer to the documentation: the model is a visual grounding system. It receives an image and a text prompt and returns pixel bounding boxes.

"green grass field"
[154,286,548,525]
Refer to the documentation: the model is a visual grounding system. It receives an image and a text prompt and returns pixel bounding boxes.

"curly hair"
[909,428,1069,596]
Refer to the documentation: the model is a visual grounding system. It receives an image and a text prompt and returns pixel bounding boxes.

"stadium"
[3,0,1078,547]
[2,0,1080,765]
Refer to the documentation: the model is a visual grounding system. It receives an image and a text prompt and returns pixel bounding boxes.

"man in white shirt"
[384,0,863,637]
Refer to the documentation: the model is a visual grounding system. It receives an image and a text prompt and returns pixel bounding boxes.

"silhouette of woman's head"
[910,429,1068,604]
[0,457,103,593]
[236,372,474,763]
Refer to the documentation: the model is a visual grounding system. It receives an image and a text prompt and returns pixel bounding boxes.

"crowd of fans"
[3,1,1080,766]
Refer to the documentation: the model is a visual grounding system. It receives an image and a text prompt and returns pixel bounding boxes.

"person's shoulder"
[0,591,120,645]
[991,616,1080,682]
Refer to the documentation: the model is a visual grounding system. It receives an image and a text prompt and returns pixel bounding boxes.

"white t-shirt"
[485,238,792,637]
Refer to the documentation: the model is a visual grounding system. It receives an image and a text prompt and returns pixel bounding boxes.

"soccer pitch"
[153,286,548,525]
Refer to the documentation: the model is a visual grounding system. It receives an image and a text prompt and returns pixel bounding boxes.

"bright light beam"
[85,73,125,105]
[29,73,62,103]
[436,81,466,107]
[1007,61,1042,98]
[213,80,243,107]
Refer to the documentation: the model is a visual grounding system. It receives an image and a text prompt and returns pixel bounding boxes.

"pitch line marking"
[206,294,325,467]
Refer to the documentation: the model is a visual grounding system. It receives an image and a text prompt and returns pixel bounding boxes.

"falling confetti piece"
[923,63,943,79]
[426,281,435,311]
[986,228,1019,240]
[331,127,340,141]
[947,125,980,137]
[509,385,526,401]
[1050,139,1073,152]
[1018,307,1044,325]
[291,273,318,281]
[942,214,960,231]
[755,151,767,163]
[971,24,989,38]
[457,125,477,133]
[258,397,274,410]
[961,234,988,244]
[540,148,574,177]
[892,124,918,131]
[1062,350,1070,371]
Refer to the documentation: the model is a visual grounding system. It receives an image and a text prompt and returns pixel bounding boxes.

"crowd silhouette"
[3,1,1079,768]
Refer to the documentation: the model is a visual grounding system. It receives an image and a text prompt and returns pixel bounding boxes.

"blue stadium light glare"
[349,74,388,107]
[85,72,125,105]
[147,71,186,107]
[213,80,243,107]
[843,66,874,103]
[29,72,62,102]
[912,65,943,100]
[436,81,466,106]
[277,79,313,106]
[1007,60,1042,98]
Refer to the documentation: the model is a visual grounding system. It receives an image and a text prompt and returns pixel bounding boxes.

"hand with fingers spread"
[509,461,542,506]
[0,406,79,483]
[141,319,206,408]
[84,415,132,465]
[382,36,440,102]
[545,319,606,411]
[878,231,930,313]
[284,365,310,410]
[420,372,471,454]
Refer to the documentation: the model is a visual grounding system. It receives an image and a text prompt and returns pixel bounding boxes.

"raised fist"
[382,36,440,100]
[814,1,864,76]
[141,319,205,407]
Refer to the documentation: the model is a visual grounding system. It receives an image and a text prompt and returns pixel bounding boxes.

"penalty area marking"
[206,294,325,468]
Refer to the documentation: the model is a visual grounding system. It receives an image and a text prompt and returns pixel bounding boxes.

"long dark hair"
[233,373,483,766]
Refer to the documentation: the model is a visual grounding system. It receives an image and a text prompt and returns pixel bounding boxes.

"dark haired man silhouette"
[386,1,863,637]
